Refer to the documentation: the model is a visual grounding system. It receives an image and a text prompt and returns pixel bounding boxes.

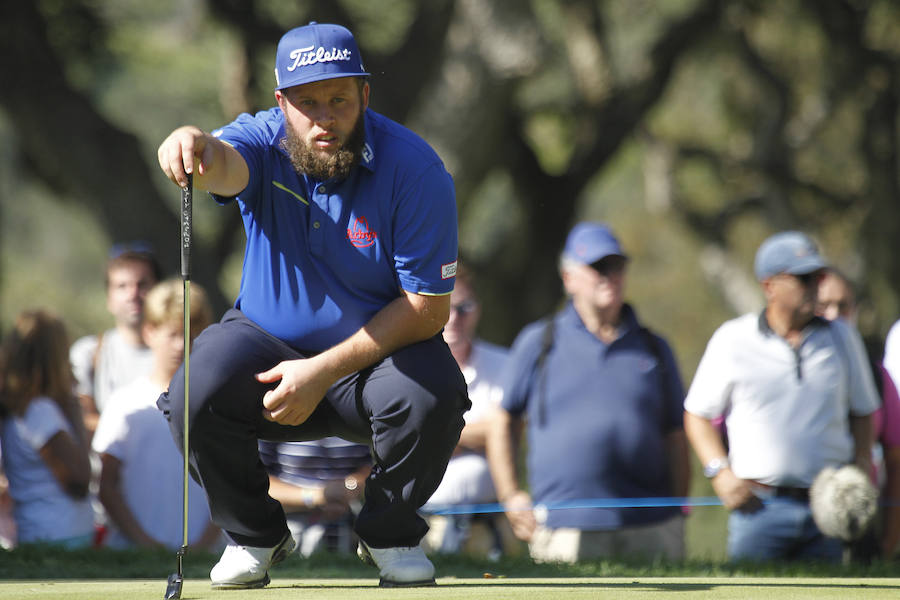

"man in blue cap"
[684,231,879,562]
[157,22,468,588]
[486,222,689,562]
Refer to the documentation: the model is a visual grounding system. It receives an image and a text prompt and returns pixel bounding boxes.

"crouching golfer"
[156,22,469,589]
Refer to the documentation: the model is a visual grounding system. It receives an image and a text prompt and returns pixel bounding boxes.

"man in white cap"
[684,231,879,562]
[156,22,468,588]
[487,222,690,562]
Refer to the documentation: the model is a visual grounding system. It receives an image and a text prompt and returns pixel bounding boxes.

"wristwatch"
[703,457,729,479]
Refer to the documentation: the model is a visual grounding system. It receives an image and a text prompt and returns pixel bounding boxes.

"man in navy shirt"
[486,222,689,562]
[157,22,468,589]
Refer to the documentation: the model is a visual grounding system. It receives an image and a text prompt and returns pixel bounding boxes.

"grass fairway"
[2,577,900,600]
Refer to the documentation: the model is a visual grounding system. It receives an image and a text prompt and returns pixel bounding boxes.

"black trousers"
[158,309,470,548]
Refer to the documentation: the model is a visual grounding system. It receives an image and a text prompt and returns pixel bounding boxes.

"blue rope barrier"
[423,496,724,516]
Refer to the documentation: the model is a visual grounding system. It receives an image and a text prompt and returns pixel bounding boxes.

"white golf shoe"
[210,531,295,589]
[357,539,436,587]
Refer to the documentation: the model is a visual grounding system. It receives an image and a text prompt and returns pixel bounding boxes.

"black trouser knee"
[158,309,470,548]
[351,338,470,547]
[158,310,296,546]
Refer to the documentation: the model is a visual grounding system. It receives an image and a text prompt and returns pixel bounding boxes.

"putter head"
[164,573,183,599]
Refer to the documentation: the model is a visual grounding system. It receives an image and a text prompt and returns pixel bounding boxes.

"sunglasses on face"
[589,256,627,277]
[450,300,478,316]
[792,271,823,287]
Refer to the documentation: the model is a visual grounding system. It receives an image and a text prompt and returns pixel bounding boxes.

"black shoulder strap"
[638,326,668,385]
[535,316,556,427]
[638,326,674,432]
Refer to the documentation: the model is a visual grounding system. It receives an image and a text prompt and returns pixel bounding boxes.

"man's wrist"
[498,489,521,504]
[703,456,730,479]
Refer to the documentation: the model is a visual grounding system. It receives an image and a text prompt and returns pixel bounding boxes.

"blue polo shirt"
[501,302,685,530]
[211,107,458,351]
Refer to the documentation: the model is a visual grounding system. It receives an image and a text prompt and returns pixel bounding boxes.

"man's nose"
[313,105,335,127]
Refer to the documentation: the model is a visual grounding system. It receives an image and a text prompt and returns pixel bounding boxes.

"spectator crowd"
[1,224,898,568]
[3,20,898,582]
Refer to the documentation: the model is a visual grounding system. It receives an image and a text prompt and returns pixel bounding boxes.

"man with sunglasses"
[684,231,879,562]
[815,268,900,560]
[487,222,689,562]
[422,264,509,556]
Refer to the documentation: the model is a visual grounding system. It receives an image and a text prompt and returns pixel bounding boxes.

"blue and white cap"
[274,22,369,91]
[562,222,628,264]
[754,231,827,280]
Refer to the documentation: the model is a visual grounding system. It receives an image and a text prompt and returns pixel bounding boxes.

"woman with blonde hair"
[0,310,94,547]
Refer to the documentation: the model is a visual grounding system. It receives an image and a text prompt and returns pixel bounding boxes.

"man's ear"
[761,277,776,301]
[560,267,577,296]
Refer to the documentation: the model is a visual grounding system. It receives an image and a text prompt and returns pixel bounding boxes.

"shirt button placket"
[309,185,327,255]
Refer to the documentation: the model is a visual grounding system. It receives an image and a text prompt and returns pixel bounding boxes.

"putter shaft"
[165,175,192,600]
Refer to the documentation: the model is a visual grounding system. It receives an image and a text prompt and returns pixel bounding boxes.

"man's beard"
[281,110,366,181]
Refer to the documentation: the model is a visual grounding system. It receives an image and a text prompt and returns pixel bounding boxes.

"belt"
[752,483,810,502]
[771,486,810,501]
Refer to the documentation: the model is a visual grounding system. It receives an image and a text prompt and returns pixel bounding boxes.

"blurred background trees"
[1,0,899,558]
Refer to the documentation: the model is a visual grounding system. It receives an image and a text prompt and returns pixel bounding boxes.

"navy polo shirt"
[501,302,685,530]
[210,107,458,351]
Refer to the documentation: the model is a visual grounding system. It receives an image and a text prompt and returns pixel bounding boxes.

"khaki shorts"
[528,515,685,563]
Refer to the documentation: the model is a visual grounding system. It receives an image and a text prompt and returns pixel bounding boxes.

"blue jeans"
[728,497,842,562]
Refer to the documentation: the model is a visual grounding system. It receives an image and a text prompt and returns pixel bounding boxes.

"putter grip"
[181,173,192,280]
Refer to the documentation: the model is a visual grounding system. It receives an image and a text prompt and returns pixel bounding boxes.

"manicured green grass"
[2,577,900,600]
[1,544,899,580]
[2,545,899,599]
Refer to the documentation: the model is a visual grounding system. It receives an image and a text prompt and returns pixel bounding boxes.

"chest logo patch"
[347,217,377,248]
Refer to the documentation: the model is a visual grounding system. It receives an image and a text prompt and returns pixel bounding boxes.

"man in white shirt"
[423,265,508,555]
[92,279,221,551]
[70,244,161,435]
[684,231,879,562]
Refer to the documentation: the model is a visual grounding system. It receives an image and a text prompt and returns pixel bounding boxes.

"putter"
[165,173,192,600]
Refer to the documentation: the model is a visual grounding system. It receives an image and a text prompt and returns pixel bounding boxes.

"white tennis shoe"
[357,540,436,587]
[210,531,295,589]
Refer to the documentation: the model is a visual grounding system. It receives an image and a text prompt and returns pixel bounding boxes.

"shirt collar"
[359,109,375,172]
[757,308,828,337]
[563,301,640,336]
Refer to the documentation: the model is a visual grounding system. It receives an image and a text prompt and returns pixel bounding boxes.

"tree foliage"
[1,0,898,375]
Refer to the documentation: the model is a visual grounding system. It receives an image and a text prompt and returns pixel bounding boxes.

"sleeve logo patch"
[441,260,458,280]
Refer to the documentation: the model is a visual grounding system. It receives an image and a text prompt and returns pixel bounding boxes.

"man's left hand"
[257,358,333,425]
